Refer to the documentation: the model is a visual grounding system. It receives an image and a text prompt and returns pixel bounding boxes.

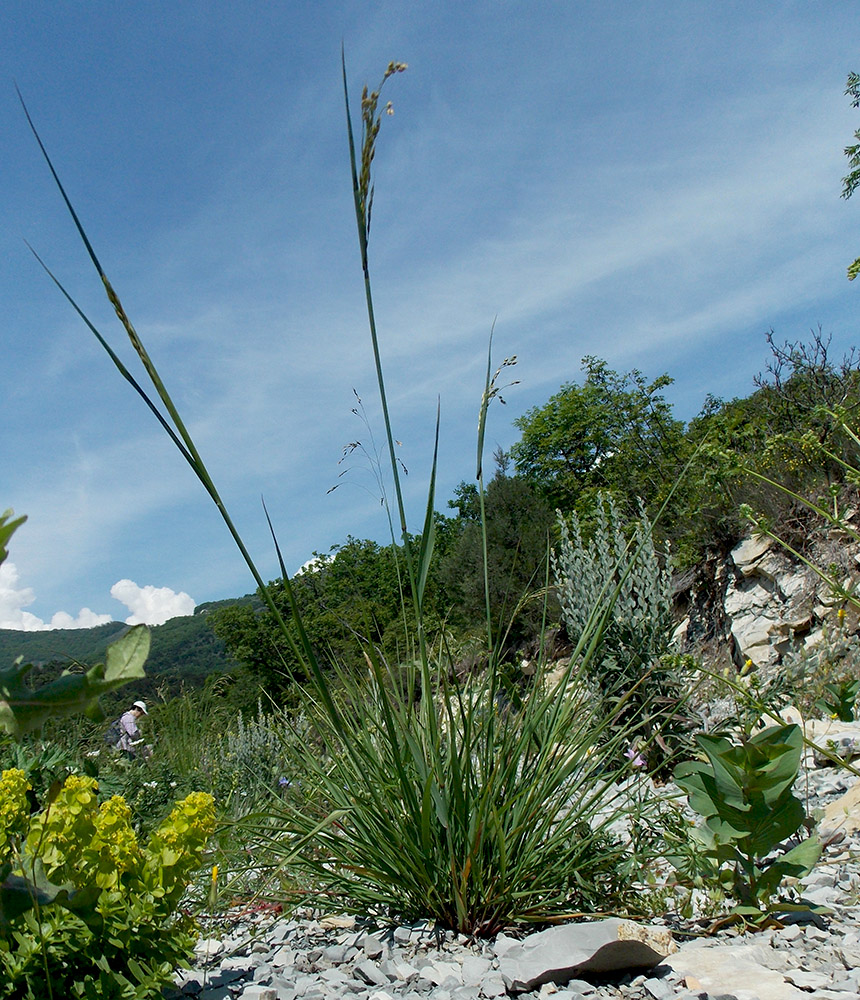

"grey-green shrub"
[553,495,688,767]
[553,494,672,654]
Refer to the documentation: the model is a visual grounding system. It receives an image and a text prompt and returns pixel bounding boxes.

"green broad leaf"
[126,956,146,984]
[706,811,754,844]
[778,834,822,878]
[753,838,819,904]
[0,509,27,568]
[0,623,149,736]
[745,793,805,857]
[773,900,832,915]
[103,624,150,683]
[53,883,103,927]
[674,761,722,819]
[732,903,767,916]
[747,725,803,801]
[694,735,748,810]
[754,861,792,900]
[676,762,754,844]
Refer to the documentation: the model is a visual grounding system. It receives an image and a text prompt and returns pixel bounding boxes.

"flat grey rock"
[498,918,674,993]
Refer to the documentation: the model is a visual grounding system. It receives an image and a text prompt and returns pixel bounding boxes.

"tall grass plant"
[22,59,677,933]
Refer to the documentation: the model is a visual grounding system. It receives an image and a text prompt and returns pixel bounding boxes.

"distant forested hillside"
[0,596,250,697]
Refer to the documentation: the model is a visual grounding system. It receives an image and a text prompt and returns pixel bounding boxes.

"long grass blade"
[415,399,440,612]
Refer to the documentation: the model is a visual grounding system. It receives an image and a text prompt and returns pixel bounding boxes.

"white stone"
[240,987,276,1000]
[498,919,673,993]
[724,579,774,615]
[664,941,810,999]
[754,550,794,584]
[354,960,389,987]
[461,954,492,986]
[194,938,224,961]
[491,933,520,957]
[729,610,779,659]
[268,945,295,967]
[393,960,419,981]
[421,960,462,985]
[731,534,773,570]
[479,972,508,997]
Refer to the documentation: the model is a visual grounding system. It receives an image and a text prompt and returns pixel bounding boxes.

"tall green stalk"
[341,54,443,745]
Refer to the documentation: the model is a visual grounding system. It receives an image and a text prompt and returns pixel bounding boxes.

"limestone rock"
[497,918,675,993]
[731,534,773,573]
[822,779,860,836]
[320,914,356,930]
[194,938,225,963]
[663,941,809,1000]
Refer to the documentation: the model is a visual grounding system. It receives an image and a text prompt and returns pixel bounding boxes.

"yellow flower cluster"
[26,773,99,879]
[10,776,214,897]
[0,768,31,856]
[150,791,215,857]
[85,795,141,888]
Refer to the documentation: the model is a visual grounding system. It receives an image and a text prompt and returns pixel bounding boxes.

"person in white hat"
[118,700,150,758]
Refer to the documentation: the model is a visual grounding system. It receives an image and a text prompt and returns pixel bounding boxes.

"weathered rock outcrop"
[675,524,860,669]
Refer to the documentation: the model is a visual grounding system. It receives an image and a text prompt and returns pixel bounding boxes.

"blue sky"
[2,1,860,629]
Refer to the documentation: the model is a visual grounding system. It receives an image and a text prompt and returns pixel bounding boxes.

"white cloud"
[0,562,112,631]
[110,579,195,625]
[48,608,113,629]
[0,561,43,630]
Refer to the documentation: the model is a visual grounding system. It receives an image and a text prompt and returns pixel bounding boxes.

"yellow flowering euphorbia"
[0,768,31,858]
[25,773,99,880]
[0,771,216,998]
[84,795,142,888]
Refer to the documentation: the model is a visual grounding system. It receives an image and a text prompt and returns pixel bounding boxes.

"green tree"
[684,330,860,550]
[209,535,447,696]
[439,473,556,650]
[510,357,687,523]
[842,71,860,280]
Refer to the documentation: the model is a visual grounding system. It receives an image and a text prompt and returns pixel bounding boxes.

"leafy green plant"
[0,769,215,999]
[673,724,820,924]
[816,678,860,721]
[0,735,80,803]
